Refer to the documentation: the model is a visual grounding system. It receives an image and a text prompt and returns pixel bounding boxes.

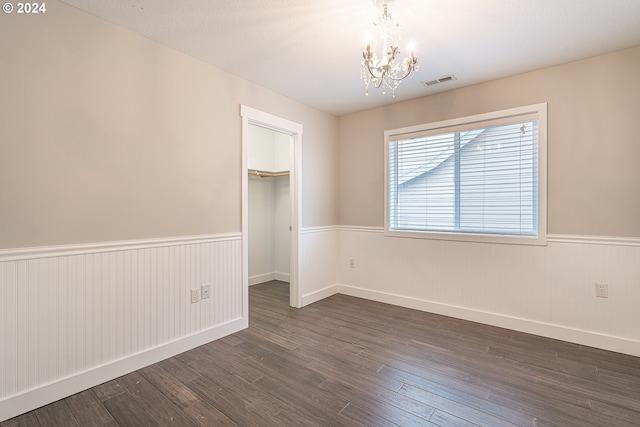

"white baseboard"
[274,272,290,283]
[249,273,275,286]
[301,284,340,306]
[249,272,290,286]
[0,318,245,423]
[337,284,640,357]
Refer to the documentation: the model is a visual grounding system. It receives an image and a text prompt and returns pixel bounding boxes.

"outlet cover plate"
[201,284,211,299]
[191,288,200,304]
[595,283,609,298]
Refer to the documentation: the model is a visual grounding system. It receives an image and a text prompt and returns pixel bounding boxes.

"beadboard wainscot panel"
[300,226,339,306]
[336,227,640,357]
[0,234,244,422]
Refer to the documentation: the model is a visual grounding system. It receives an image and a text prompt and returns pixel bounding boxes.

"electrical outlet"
[201,284,210,299]
[349,259,355,268]
[191,288,200,304]
[595,283,609,298]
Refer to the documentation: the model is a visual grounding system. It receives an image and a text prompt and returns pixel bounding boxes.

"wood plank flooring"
[3,280,639,426]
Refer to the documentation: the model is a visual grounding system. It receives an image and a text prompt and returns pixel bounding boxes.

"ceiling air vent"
[421,74,457,88]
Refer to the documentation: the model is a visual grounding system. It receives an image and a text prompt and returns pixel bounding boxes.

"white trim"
[0,318,245,423]
[249,272,290,286]
[301,226,340,234]
[337,285,640,357]
[301,284,340,306]
[334,225,384,234]
[290,127,303,308]
[300,225,386,234]
[249,273,277,286]
[241,108,251,325]
[0,233,242,262]
[384,229,547,246]
[384,105,546,139]
[240,105,304,136]
[548,234,640,247]
[331,227,640,248]
[274,272,290,283]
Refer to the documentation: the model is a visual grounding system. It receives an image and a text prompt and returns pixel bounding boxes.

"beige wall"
[2,1,638,248]
[338,46,640,238]
[0,1,338,250]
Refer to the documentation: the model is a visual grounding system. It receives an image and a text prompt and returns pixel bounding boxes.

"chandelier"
[361,0,418,96]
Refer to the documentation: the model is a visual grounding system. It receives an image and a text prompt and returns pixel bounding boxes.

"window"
[385,103,547,245]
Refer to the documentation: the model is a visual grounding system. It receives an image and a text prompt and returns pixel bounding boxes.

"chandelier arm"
[365,63,416,83]
[385,67,415,82]
[364,65,387,88]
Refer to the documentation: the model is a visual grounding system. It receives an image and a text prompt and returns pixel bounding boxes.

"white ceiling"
[60,0,640,116]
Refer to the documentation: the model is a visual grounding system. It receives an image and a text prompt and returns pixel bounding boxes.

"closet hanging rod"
[248,170,290,178]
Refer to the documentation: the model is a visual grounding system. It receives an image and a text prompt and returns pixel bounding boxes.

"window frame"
[384,103,547,246]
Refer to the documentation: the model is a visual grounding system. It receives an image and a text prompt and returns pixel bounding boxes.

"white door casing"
[240,105,303,309]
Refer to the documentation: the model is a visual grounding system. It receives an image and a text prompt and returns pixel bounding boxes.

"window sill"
[384,229,547,246]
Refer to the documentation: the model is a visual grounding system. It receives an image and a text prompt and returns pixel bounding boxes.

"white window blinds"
[387,106,545,241]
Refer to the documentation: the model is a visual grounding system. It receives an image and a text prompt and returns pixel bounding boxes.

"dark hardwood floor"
[3,280,640,426]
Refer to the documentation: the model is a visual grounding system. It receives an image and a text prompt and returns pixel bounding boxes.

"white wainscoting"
[2,227,638,420]
[0,234,244,422]
[336,226,640,357]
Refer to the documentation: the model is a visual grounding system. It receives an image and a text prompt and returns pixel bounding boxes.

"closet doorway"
[241,106,303,313]
[248,125,291,286]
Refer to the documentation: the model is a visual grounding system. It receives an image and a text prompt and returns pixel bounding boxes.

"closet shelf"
[248,170,290,178]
